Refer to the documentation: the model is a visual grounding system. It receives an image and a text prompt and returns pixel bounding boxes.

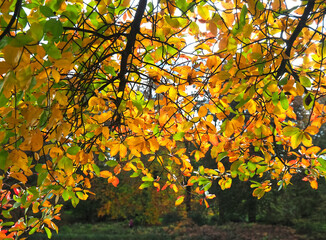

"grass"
[29,221,173,240]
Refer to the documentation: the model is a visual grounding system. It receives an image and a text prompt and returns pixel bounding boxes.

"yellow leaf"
[216,71,231,80]
[3,45,23,67]
[306,146,320,155]
[224,120,234,137]
[206,55,218,69]
[49,147,63,160]
[119,144,127,158]
[217,161,225,173]
[168,87,178,101]
[156,85,171,93]
[32,202,40,213]
[0,61,11,75]
[110,142,120,157]
[117,91,123,98]
[291,132,303,149]
[171,183,178,193]
[52,69,61,83]
[175,196,184,206]
[148,138,160,152]
[302,132,312,147]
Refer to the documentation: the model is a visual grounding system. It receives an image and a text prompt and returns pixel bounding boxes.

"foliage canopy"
[1,0,326,238]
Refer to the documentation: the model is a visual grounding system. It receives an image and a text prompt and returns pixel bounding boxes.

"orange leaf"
[10,172,28,184]
[310,180,318,189]
[198,105,208,118]
[100,170,112,178]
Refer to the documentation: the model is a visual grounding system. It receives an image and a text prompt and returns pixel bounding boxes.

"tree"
[1,0,326,238]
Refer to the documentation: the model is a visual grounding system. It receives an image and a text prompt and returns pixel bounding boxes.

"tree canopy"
[1,0,326,238]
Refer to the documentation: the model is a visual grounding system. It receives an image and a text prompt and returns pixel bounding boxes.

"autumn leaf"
[175,196,184,206]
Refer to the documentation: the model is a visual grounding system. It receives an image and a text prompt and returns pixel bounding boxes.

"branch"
[116,0,148,107]
[63,26,126,40]
[0,0,22,41]
[276,0,315,80]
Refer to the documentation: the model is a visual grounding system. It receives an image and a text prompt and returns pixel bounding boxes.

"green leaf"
[47,45,62,59]
[44,227,52,239]
[10,33,33,47]
[256,165,268,174]
[63,157,74,173]
[279,76,288,85]
[29,226,38,235]
[317,157,326,170]
[272,91,279,106]
[283,126,300,137]
[0,221,14,227]
[165,16,180,28]
[92,164,100,176]
[62,4,81,25]
[239,4,248,26]
[106,160,118,167]
[132,100,143,113]
[40,5,55,17]
[176,0,187,11]
[27,218,38,227]
[303,93,314,110]
[0,150,8,170]
[147,2,154,14]
[28,22,44,42]
[44,19,63,39]
[173,132,185,141]
[230,160,243,173]
[39,111,49,127]
[62,189,70,201]
[46,0,65,11]
[67,146,80,155]
[71,196,79,207]
[300,76,311,88]
[199,165,205,175]
[139,182,152,189]
[280,92,289,110]
[256,1,264,11]
[247,161,256,171]
[18,9,28,28]
[105,66,117,76]
[202,181,212,191]
[2,210,12,218]
[217,152,228,161]
[142,175,154,182]
[37,172,48,186]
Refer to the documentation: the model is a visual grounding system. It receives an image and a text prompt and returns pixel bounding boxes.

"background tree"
[1,0,326,238]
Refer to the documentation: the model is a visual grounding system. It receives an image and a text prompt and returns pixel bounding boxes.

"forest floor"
[28,220,317,240]
[166,219,308,240]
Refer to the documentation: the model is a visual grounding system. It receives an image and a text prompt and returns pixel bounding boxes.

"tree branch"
[276,0,315,80]
[116,0,148,107]
[0,0,22,41]
[63,26,126,40]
